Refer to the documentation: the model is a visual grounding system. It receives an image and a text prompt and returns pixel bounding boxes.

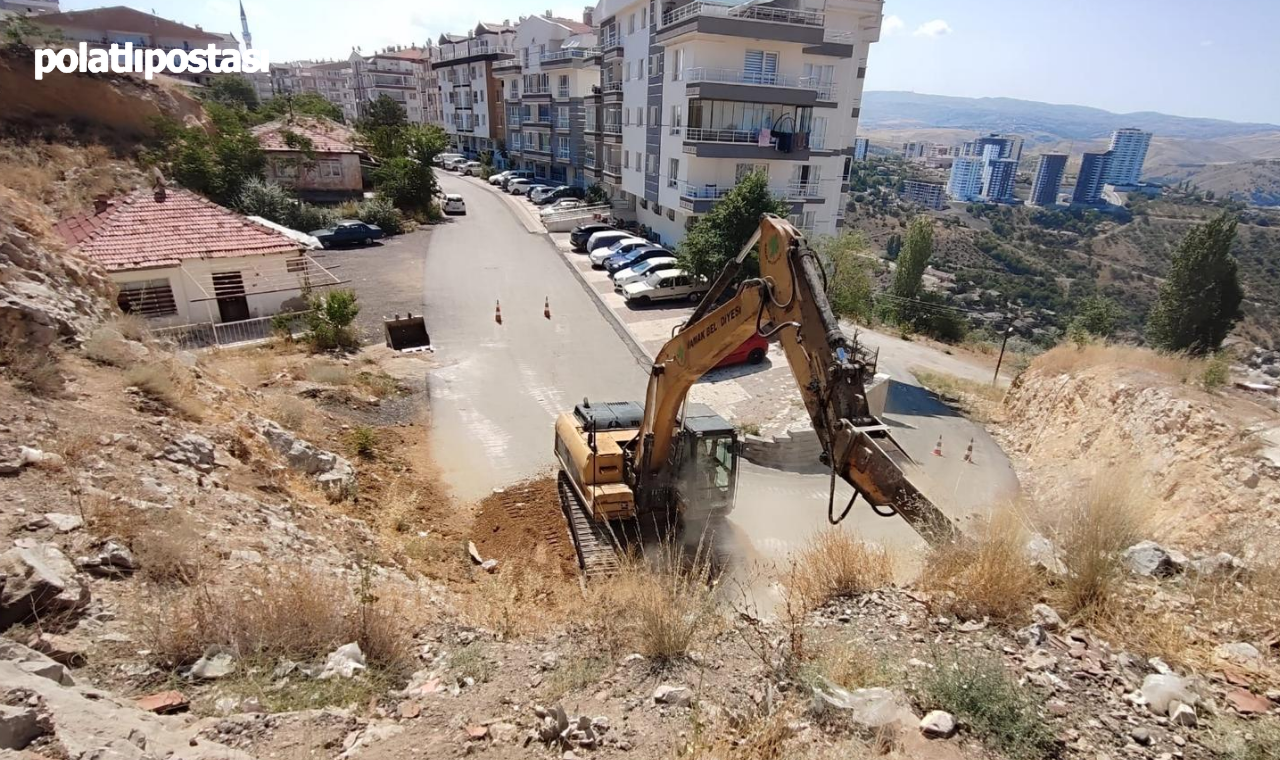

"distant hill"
[862,91,1280,142]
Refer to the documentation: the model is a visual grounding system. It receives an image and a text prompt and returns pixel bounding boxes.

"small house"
[251,117,368,202]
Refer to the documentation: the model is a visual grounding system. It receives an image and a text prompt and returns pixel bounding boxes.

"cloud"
[913,19,952,37]
[882,14,904,35]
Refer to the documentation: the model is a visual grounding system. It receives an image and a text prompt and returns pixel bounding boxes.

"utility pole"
[992,319,1014,385]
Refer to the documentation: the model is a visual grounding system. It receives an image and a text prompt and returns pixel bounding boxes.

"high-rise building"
[1029,153,1067,206]
[433,23,519,156]
[902,179,945,210]
[982,157,1019,203]
[972,132,1022,162]
[853,137,869,161]
[1073,150,1112,204]
[947,156,985,201]
[1104,127,1152,187]
[902,141,932,160]
[495,11,598,186]
[579,0,876,246]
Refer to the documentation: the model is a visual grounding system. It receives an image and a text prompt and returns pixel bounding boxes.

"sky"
[63,0,1280,124]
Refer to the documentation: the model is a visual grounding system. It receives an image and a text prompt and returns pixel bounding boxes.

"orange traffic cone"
[932,435,943,457]
[494,300,502,325]
[963,438,974,463]
[544,297,551,320]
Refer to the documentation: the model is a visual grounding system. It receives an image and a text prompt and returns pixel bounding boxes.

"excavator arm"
[633,215,956,545]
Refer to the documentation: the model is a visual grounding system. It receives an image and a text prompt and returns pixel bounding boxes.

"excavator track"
[556,471,622,578]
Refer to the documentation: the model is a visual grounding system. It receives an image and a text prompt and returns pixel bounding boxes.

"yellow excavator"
[554,215,955,576]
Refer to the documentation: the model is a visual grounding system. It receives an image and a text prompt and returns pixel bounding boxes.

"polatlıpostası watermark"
[34,43,269,80]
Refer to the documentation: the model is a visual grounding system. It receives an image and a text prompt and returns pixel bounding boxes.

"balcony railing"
[683,127,759,143]
[584,154,598,168]
[525,143,552,155]
[601,81,622,93]
[540,47,601,63]
[438,44,515,61]
[556,148,572,160]
[584,122,600,132]
[683,67,837,98]
[677,182,734,200]
[661,1,824,28]
[824,29,856,43]
[602,123,622,134]
[601,34,620,50]
[783,182,822,199]
[603,163,622,176]
[554,118,571,129]
[524,86,551,95]
[557,87,570,99]
[678,181,827,205]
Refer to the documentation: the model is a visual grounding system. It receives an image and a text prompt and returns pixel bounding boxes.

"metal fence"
[152,311,313,351]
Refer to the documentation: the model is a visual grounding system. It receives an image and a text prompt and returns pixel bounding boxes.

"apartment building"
[981,155,1019,203]
[1104,127,1152,187]
[434,23,518,157]
[271,60,357,119]
[902,179,945,210]
[349,47,437,125]
[902,141,932,160]
[1029,153,1067,207]
[496,12,597,186]
[947,155,984,201]
[853,136,868,160]
[580,0,881,246]
[1073,150,1112,205]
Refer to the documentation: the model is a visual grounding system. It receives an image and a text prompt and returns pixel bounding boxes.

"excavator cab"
[670,404,739,521]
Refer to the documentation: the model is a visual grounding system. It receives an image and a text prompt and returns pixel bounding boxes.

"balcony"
[557,87,570,99]
[659,1,825,44]
[507,89,521,101]
[602,123,622,134]
[603,163,622,177]
[525,143,552,155]
[437,44,515,62]
[662,1,823,27]
[601,33,621,51]
[523,86,553,98]
[584,122,600,134]
[684,67,837,101]
[684,127,759,144]
[683,127,815,159]
[584,154,598,169]
[555,148,572,161]
[540,47,601,65]
[783,182,822,199]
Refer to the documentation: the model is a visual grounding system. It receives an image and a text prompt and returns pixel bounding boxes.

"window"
[645,153,658,174]
[671,49,683,82]
[624,108,630,126]
[628,13,635,33]
[667,158,679,188]
[636,106,644,126]
[318,159,343,178]
[557,105,569,127]
[625,61,631,81]
[286,257,307,274]
[743,50,779,84]
[117,278,177,317]
[857,66,866,79]
[623,150,630,168]
[641,7,647,26]
[811,116,827,149]
[272,160,298,179]
[649,105,659,125]
[670,104,682,128]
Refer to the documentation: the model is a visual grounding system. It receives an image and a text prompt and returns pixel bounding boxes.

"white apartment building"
[434,23,518,156]
[350,47,438,125]
[582,0,881,246]
[496,12,597,185]
[947,155,984,201]
[1104,127,1152,187]
[271,60,357,119]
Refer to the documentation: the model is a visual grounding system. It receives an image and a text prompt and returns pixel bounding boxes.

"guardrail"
[438,45,515,61]
[677,182,734,200]
[601,81,623,93]
[540,47,601,63]
[683,127,759,143]
[602,123,622,134]
[661,1,824,28]
[684,67,837,98]
[784,182,822,199]
[152,312,312,351]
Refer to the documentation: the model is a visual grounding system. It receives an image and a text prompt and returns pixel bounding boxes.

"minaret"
[239,0,253,49]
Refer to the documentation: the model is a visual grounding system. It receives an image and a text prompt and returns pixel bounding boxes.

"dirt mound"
[998,346,1280,554]
[471,476,578,578]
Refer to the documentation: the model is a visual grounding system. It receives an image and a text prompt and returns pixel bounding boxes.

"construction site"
[2,40,1280,760]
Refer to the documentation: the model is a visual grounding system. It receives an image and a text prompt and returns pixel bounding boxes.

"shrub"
[921,509,1041,623]
[235,177,294,223]
[305,289,361,351]
[1052,471,1150,621]
[1201,351,1230,391]
[124,362,204,419]
[788,531,893,612]
[83,327,135,367]
[2,348,64,397]
[347,425,378,459]
[287,202,338,233]
[448,642,495,684]
[304,360,353,384]
[356,197,405,235]
[920,652,1055,759]
[267,396,310,431]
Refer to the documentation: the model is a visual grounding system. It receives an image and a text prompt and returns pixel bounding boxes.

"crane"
[554,215,956,576]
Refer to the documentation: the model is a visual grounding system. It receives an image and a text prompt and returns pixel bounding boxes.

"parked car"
[501,170,534,189]
[622,269,707,305]
[612,256,677,289]
[533,185,586,206]
[507,178,537,195]
[539,199,586,216]
[311,220,384,248]
[488,170,512,186]
[589,236,648,267]
[599,241,659,270]
[604,245,674,273]
[714,334,769,368]
[443,194,466,215]
[585,230,636,255]
[444,157,470,171]
[434,153,464,167]
[528,185,565,204]
[461,161,483,176]
[571,223,616,251]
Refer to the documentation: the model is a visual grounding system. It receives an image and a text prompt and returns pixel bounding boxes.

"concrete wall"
[264,151,362,193]
[112,251,309,327]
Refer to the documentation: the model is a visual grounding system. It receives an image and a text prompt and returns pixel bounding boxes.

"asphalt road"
[339,172,1017,578]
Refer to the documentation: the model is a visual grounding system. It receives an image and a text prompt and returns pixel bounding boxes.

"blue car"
[603,245,673,274]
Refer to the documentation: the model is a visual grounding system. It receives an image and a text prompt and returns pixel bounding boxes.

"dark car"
[533,185,587,206]
[571,223,616,251]
[603,245,671,273]
[311,220,384,248]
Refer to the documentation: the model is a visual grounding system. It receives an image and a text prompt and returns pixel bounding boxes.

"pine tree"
[1146,213,1244,354]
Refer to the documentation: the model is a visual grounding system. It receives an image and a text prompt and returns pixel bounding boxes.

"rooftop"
[31,6,224,42]
[251,117,363,155]
[55,186,302,272]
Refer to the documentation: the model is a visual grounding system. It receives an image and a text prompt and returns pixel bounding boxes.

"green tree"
[357,96,412,159]
[585,183,608,205]
[235,178,293,223]
[148,114,265,206]
[819,232,875,324]
[359,95,408,129]
[403,124,448,164]
[677,171,791,281]
[306,289,361,351]
[259,92,345,122]
[373,157,434,214]
[1146,213,1244,354]
[880,217,933,324]
[204,74,260,111]
[1070,295,1118,339]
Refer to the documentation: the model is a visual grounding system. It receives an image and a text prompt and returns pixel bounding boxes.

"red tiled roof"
[376,47,431,62]
[57,187,302,272]
[550,17,593,34]
[32,6,224,43]
[251,117,361,155]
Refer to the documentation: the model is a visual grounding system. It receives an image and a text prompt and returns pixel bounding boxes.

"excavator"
[554,215,956,576]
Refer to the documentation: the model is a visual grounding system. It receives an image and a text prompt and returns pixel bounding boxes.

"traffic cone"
[495,300,502,325]
[932,435,943,457]
[963,438,974,463]
[544,297,551,320]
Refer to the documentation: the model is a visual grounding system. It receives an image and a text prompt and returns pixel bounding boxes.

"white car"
[613,257,677,289]
[488,171,511,186]
[585,230,635,254]
[443,194,466,215]
[589,236,648,266]
[434,153,464,167]
[461,161,483,176]
[529,185,565,203]
[507,178,537,195]
[444,157,470,171]
[539,199,585,216]
[622,269,707,305]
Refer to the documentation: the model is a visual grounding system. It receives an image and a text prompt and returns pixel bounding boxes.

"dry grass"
[539,652,610,701]
[1048,471,1153,622]
[911,367,1006,421]
[788,531,893,612]
[267,395,311,432]
[83,328,136,367]
[1204,715,1280,760]
[921,509,1043,624]
[586,544,723,663]
[87,501,204,585]
[1031,343,1207,384]
[801,638,892,692]
[1188,559,1280,649]
[138,564,416,672]
[303,361,353,385]
[462,557,581,639]
[1,348,65,397]
[124,361,205,419]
